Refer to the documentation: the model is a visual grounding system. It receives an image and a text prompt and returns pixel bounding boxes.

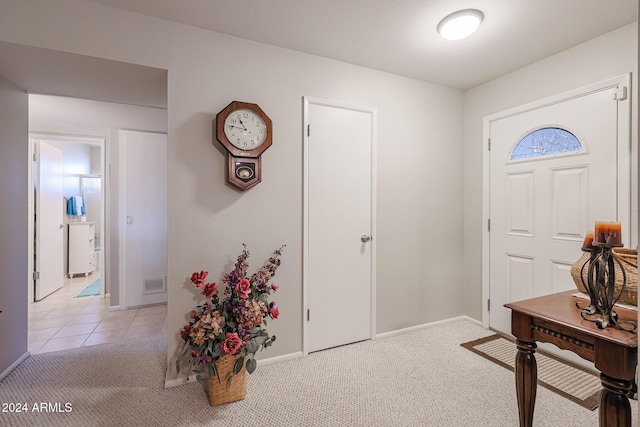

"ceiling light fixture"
[437,9,484,40]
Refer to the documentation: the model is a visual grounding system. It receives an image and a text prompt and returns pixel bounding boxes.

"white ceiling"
[85,0,638,89]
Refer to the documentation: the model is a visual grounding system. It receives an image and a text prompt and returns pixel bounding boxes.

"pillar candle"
[582,231,595,250]
[593,221,622,245]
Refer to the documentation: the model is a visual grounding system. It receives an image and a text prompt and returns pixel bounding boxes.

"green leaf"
[245,339,260,354]
[233,356,245,374]
[246,358,257,374]
[226,371,234,391]
[211,345,221,359]
[196,374,203,384]
[175,359,181,374]
[211,364,221,384]
[180,341,190,357]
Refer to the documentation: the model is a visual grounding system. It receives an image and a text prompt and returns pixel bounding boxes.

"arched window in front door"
[508,126,586,162]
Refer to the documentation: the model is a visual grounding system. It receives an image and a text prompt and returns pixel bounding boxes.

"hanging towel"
[75,196,86,215]
[67,196,77,215]
[66,196,85,216]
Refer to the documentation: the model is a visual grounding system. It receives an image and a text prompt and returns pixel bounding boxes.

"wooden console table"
[505,291,637,427]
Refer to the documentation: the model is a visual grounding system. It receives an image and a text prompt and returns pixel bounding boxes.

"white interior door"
[489,84,627,335]
[35,140,64,301]
[120,130,167,308]
[304,98,376,353]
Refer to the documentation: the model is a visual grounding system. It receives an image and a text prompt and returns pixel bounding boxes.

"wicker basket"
[570,248,637,306]
[208,353,247,406]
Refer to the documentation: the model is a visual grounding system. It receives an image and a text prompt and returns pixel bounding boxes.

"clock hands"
[237,117,248,131]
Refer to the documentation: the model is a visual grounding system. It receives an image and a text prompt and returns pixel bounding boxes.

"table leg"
[515,339,537,427]
[599,373,632,427]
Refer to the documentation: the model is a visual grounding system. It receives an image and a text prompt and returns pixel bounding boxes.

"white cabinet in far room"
[68,222,96,278]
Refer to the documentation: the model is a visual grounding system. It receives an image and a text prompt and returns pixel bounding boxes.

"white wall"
[0,73,28,378]
[0,0,465,383]
[463,23,638,319]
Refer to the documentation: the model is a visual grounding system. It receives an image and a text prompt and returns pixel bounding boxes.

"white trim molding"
[0,351,29,382]
[375,316,482,340]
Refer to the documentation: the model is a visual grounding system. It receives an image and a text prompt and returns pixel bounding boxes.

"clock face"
[223,109,267,151]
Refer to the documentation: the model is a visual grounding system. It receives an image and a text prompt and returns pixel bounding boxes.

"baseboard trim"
[108,305,120,312]
[257,351,304,367]
[164,318,483,389]
[164,351,305,389]
[0,351,30,382]
[375,315,481,340]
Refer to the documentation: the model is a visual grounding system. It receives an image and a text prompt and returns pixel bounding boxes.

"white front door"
[34,140,64,301]
[488,79,630,335]
[120,130,168,308]
[304,98,376,353]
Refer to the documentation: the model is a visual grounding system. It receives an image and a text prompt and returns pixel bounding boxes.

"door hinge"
[307,309,310,321]
[487,299,490,311]
[488,138,491,151]
[307,124,310,137]
[614,86,628,101]
[33,271,39,281]
[487,218,490,232]
[33,153,39,161]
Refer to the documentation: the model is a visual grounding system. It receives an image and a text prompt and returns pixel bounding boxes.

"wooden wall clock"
[215,101,272,191]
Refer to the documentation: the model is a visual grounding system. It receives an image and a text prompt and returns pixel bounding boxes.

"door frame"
[302,96,378,355]
[481,74,632,327]
[28,133,108,304]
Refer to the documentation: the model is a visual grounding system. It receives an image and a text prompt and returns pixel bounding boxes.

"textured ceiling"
[85,0,638,89]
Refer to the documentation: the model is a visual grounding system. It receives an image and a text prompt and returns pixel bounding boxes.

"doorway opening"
[26,94,168,355]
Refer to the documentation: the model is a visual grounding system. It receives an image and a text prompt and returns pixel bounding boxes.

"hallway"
[28,272,167,354]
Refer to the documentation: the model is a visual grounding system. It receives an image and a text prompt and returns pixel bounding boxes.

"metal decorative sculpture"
[578,239,636,332]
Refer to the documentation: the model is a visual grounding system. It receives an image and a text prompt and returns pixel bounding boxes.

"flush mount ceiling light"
[437,9,484,40]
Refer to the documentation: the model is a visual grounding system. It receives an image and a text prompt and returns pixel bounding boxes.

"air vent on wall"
[142,276,166,295]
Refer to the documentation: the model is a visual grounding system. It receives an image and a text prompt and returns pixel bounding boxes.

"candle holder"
[580,242,636,332]
[575,246,601,315]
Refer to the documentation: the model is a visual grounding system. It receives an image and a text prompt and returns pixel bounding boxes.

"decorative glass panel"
[509,127,583,161]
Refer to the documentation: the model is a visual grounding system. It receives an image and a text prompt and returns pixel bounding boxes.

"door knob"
[59,224,64,229]
[361,235,372,243]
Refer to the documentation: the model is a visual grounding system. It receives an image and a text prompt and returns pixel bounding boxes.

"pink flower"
[191,271,208,285]
[271,284,279,292]
[235,279,251,299]
[269,305,280,319]
[221,332,243,354]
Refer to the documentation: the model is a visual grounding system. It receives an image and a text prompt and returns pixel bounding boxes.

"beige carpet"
[0,320,633,426]
[461,334,602,410]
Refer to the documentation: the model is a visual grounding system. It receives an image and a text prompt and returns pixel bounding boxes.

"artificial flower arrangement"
[176,244,284,385]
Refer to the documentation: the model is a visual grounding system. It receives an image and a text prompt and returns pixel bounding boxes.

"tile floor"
[28,271,167,354]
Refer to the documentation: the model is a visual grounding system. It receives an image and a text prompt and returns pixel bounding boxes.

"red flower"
[198,282,219,299]
[180,325,191,341]
[271,284,279,292]
[191,271,208,285]
[221,332,243,354]
[235,279,251,299]
[269,305,279,319]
